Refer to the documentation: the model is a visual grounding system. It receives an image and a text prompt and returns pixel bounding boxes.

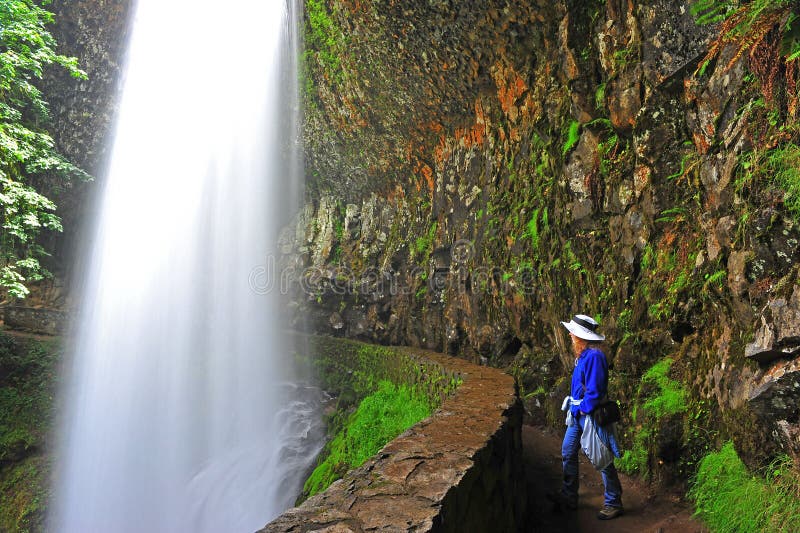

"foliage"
[525,208,540,250]
[692,0,800,110]
[618,358,687,476]
[740,140,800,220]
[0,456,49,533]
[636,233,710,322]
[0,333,58,459]
[562,120,581,156]
[0,0,89,298]
[414,221,437,258]
[693,0,800,66]
[689,441,800,532]
[303,0,344,88]
[640,358,687,418]
[0,332,59,532]
[302,380,432,498]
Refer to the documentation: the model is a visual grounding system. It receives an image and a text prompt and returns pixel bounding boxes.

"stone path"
[523,425,707,533]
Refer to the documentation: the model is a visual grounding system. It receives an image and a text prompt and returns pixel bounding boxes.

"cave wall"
[288,0,800,476]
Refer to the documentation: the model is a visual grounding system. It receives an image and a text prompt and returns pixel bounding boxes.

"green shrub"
[689,441,800,533]
[302,380,432,497]
[0,0,89,297]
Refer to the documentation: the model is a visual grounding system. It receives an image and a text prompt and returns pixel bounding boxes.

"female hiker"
[549,314,623,520]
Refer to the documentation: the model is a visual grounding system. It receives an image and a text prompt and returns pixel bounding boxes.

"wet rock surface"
[42,0,134,266]
[0,307,68,336]
[746,285,800,364]
[748,357,800,460]
[293,0,800,475]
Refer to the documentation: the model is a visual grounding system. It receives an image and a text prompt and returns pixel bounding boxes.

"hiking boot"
[597,505,624,520]
[546,491,578,511]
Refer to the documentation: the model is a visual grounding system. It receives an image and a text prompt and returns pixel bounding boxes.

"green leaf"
[0,0,91,298]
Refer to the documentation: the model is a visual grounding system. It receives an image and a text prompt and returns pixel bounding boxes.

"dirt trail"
[523,425,707,533]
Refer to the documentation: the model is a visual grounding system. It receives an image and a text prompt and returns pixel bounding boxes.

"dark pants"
[561,414,623,507]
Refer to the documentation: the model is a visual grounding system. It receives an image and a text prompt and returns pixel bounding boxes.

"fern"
[562,121,581,156]
[693,0,798,71]
[691,0,735,25]
[526,208,540,250]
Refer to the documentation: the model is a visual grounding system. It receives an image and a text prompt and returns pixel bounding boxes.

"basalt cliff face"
[281,0,800,479]
[39,0,133,292]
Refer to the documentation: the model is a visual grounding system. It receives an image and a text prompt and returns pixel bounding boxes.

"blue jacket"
[570,347,608,417]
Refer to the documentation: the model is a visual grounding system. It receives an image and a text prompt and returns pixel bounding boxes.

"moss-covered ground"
[293,336,461,503]
[0,331,60,533]
[690,441,800,532]
[302,380,432,498]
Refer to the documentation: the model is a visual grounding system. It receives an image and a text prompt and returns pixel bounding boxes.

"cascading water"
[51,1,322,531]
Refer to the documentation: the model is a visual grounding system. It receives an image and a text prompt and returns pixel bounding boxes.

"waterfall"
[51,1,319,531]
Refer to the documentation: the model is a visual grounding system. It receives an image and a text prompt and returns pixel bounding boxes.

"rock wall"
[0,307,68,337]
[37,0,133,286]
[264,336,526,532]
[293,0,800,477]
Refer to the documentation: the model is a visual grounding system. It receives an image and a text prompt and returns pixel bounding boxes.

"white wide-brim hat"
[561,314,605,341]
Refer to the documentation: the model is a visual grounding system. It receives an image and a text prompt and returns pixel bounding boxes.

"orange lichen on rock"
[340,0,369,12]
[421,164,435,192]
[406,154,435,194]
[692,131,711,155]
[404,131,439,195]
[386,184,406,202]
[492,61,528,121]
[659,229,678,254]
[342,96,368,130]
[434,100,489,164]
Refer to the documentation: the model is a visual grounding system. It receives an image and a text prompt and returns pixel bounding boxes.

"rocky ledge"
[0,306,68,336]
[261,341,526,532]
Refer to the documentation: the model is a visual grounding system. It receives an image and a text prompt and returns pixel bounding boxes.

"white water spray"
[52,1,320,531]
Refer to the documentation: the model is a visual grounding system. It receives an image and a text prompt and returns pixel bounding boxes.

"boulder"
[746,286,800,364]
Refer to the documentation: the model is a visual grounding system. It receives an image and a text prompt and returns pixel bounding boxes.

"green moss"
[761,143,800,220]
[295,337,462,503]
[304,0,345,87]
[562,120,581,156]
[641,358,686,418]
[618,358,687,476]
[0,333,60,532]
[689,441,800,532]
[615,432,649,475]
[0,456,50,533]
[594,83,606,109]
[414,221,438,258]
[302,381,432,497]
[525,208,540,251]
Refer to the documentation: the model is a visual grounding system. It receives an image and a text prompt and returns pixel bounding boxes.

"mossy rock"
[0,454,50,533]
[0,332,61,533]
[723,405,782,471]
